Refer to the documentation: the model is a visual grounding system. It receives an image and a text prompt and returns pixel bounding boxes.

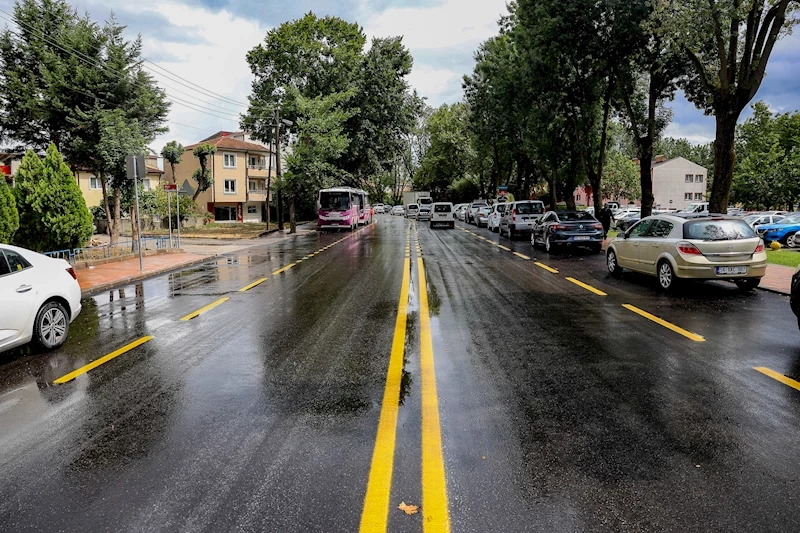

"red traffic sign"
[163,183,177,191]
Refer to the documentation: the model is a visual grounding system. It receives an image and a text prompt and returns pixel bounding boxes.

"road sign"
[179,180,195,196]
[163,183,177,192]
[125,155,147,181]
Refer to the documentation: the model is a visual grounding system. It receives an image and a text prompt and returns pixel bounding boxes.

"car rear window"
[558,211,594,221]
[683,219,756,241]
[434,204,451,212]
[409,204,418,209]
[515,202,544,214]
[4,250,31,272]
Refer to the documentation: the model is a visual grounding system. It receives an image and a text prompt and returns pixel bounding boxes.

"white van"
[499,200,546,239]
[430,202,455,229]
[406,203,419,219]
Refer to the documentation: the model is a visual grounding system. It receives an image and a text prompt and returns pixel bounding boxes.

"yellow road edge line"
[565,277,607,296]
[238,277,268,292]
[54,336,153,384]
[272,263,297,275]
[622,304,705,342]
[180,297,230,321]
[417,257,451,532]
[513,252,531,260]
[359,258,411,532]
[754,367,800,392]
[534,261,559,273]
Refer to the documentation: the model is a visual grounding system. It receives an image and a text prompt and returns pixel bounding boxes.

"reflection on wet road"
[2,215,800,532]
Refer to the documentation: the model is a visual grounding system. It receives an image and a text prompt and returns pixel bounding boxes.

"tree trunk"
[289,190,296,234]
[101,174,112,238]
[277,190,284,230]
[547,162,558,210]
[639,149,654,217]
[111,186,121,244]
[709,111,738,213]
[170,163,177,184]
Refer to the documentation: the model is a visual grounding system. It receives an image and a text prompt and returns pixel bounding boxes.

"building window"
[248,155,266,169]
[685,174,693,183]
[695,174,704,183]
[695,193,704,200]
[89,176,102,190]
[223,153,237,168]
[224,179,236,194]
[684,193,692,201]
[141,179,151,191]
[247,205,257,214]
[576,194,581,201]
[214,206,236,221]
[249,180,259,191]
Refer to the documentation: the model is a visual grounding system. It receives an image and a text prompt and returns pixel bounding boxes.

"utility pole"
[275,108,284,231]
[265,123,273,232]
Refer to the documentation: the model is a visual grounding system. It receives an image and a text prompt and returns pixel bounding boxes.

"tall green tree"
[161,141,183,184]
[0,178,19,243]
[602,150,641,202]
[191,143,217,202]
[14,145,92,251]
[660,0,800,213]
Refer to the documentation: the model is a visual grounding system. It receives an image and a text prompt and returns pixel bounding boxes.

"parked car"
[791,265,800,328]
[754,213,800,247]
[406,203,420,219]
[613,210,641,229]
[487,203,508,232]
[743,213,785,229]
[532,211,604,253]
[466,201,488,225]
[615,213,641,232]
[417,205,432,222]
[455,204,468,221]
[606,215,766,291]
[0,244,82,354]
[585,206,595,216]
[431,202,455,229]
[475,206,492,228]
[499,200,546,239]
[391,205,405,216]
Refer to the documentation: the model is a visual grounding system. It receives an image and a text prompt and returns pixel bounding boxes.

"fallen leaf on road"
[398,502,419,515]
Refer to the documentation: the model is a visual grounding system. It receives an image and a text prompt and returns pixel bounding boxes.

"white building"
[648,156,708,210]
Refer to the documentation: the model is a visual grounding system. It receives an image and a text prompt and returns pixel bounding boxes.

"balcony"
[247,182,268,202]
[247,164,273,177]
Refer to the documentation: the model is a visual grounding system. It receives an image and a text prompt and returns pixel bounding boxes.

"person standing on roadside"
[599,205,614,239]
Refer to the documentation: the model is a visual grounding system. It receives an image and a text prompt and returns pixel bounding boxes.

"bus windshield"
[320,191,350,211]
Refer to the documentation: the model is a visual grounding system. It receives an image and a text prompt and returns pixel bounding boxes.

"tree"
[13,145,93,252]
[0,178,19,243]
[660,0,800,213]
[191,143,217,201]
[284,89,354,232]
[602,150,641,202]
[97,110,146,243]
[160,141,183,184]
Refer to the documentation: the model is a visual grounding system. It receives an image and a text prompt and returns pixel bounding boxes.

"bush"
[0,178,18,243]
[13,145,94,251]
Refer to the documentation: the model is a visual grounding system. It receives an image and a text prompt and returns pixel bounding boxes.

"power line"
[143,60,249,107]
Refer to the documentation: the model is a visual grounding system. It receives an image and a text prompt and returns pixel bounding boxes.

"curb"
[757,285,790,296]
[79,255,218,298]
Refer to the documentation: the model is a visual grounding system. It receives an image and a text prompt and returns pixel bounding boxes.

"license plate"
[574,236,590,241]
[716,266,747,275]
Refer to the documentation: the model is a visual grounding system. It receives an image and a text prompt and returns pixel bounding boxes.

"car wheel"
[531,233,536,247]
[607,249,623,277]
[657,260,677,291]
[735,278,761,291]
[788,233,798,248]
[545,233,553,253]
[33,300,69,350]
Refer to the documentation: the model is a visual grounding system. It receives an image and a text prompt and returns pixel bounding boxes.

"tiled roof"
[185,136,269,153]
[146,166,164,174]
[200,131,234,142]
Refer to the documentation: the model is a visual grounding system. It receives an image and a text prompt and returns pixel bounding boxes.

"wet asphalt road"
[2,214,800,532]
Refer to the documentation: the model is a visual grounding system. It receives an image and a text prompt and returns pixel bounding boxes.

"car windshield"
[409,204,418,210]
[779,214,800,224]
[434,204,451,212]
[515,202,544,214]
[683,219,756,241]
[744,215,761,224]
[558,211,594,221]
[472,203,487,208]
[320,191,350,211]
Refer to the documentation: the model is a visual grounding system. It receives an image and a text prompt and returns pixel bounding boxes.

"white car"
[406,203,420,219]
[487,203,508,232]
[430,202,455,228]
[391,205,405,216]
[0,244,82,354]
[374,204,385,214]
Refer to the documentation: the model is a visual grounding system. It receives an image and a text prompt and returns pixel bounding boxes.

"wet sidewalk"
[760,264,794,295]
[76,252,213,297]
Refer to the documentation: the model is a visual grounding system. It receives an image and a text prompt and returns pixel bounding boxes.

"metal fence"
[44,237,174,264]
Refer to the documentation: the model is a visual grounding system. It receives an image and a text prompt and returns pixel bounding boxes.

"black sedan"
[531,211,604,253]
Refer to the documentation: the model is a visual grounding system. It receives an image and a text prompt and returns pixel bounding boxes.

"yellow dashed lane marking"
[180,297,229,321]
[238,277,268,292]
[754,367,800,392]
[272,263,296,275]
[513,252,530,260]
[54,336,153,384]
[534,262,559,273]
[622,304,705,342]
[565,277,607,296]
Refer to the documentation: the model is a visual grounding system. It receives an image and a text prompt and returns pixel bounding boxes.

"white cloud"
[663,122,714,145]
[406,64,460,101]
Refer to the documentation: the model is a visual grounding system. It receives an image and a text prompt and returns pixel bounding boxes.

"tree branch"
[750,0,791,101]
[738,0,765,83]
[685,46,717,97]
[708,0,730,92]
[727,0,743,87]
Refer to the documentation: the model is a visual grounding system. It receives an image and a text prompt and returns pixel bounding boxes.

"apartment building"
[74,155,165,209]
[166,132,275,223]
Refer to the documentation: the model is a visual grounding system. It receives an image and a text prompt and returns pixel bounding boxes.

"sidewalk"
[760,263,794,295]
[77,252,213,297]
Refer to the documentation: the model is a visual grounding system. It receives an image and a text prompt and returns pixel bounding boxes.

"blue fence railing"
[44,237,174,264]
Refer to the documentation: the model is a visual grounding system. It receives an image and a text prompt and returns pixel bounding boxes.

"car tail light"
[553,224,569,230]
[512,208,517,222]
[676,242,702,255]
[66,267,77,280]
[754,240,765,253]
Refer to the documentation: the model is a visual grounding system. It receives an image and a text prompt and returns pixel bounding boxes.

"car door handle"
[652,244,660,247]
[16,285,32,293]
[632,243,639,247]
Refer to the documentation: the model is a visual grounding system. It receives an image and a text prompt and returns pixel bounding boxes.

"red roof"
[185,136,269,153]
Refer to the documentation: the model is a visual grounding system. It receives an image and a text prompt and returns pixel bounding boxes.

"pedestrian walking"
[599,206,614,239]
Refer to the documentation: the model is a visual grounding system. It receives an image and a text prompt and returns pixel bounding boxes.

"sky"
[1,0,798,151]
